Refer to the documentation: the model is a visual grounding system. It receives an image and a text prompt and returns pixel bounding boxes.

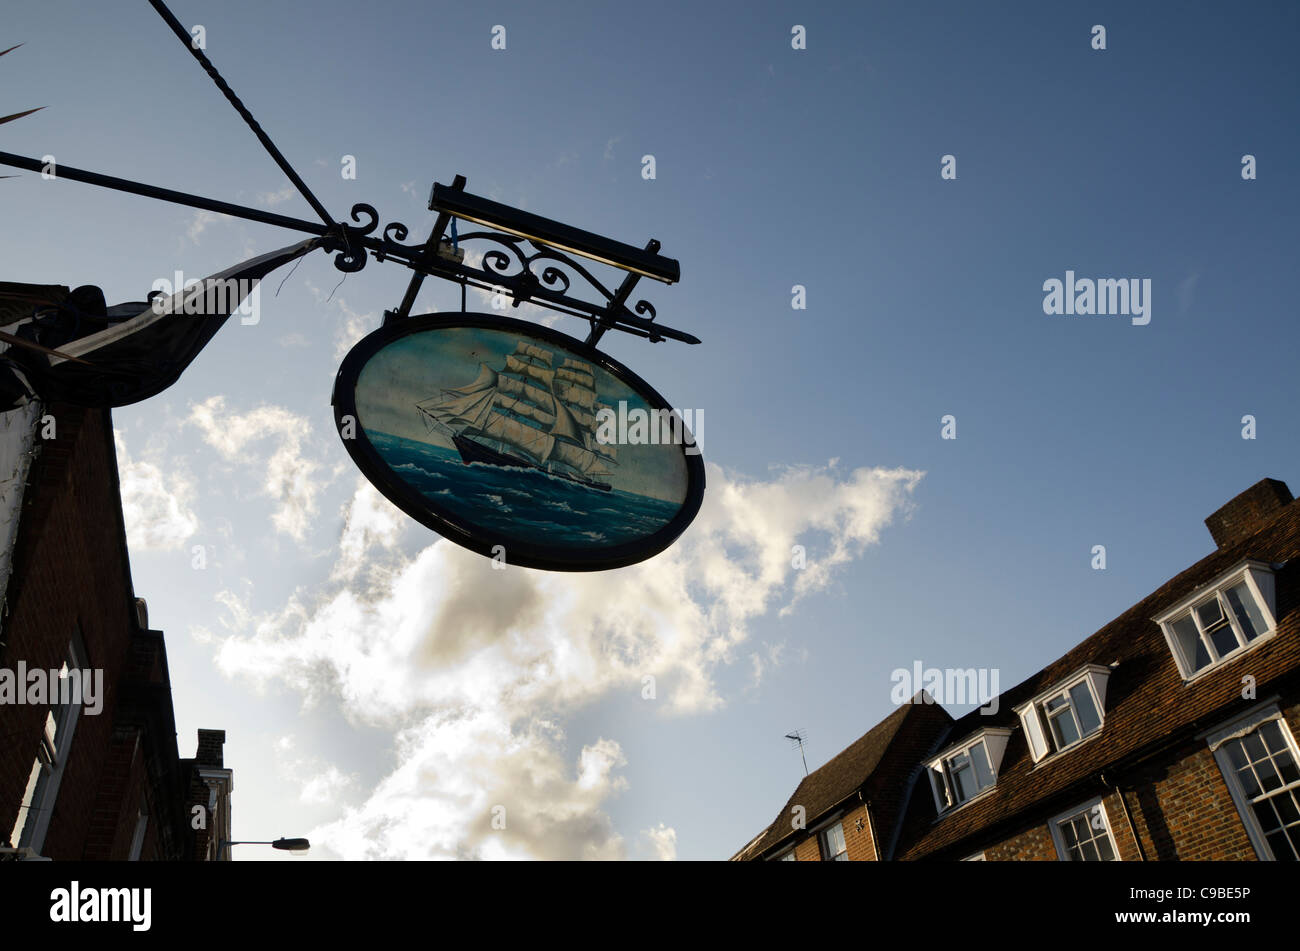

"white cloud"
[304,284,376,362]
[306,710,627,860]
[333,480,407,584]
[257,185,296,206]
[209,460,922,858]
[641,823,677,860]
[114,430,199,551]
[186,209,229,245]
[186,396,329,541]
[214,587,252,633]
[300,764,356,805]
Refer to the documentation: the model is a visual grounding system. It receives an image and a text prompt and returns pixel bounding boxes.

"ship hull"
[452,434,611,492]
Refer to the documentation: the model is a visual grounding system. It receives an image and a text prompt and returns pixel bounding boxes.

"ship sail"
[419,385,495,432]
[496,372,554,414]
[514,342,553,364]
[478,409,554,463]
[505,354,555,386]
[443,362,497,396]
[417,338,619,488]
[556,366,595,389]
[554,378,595,411]
[545,392,615,477]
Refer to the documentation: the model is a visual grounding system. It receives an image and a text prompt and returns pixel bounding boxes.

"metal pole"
[146,0,335,228]
[387,175,467,324]
[0,151,329,236]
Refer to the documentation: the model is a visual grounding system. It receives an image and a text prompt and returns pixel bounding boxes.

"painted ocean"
[366,430,682,549]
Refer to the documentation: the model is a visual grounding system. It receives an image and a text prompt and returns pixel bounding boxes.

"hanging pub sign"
[331,313,705,571]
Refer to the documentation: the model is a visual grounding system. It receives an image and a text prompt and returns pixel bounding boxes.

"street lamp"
[219,837,310,860]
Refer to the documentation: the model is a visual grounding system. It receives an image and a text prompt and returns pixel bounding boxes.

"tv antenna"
[785,730,809,776]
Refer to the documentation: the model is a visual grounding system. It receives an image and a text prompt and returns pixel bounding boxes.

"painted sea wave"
[367,430,681,549]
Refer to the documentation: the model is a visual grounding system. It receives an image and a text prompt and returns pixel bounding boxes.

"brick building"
[734,478,1300,862]
[0,401,229,860]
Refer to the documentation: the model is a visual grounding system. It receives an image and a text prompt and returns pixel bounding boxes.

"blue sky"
[3,1,1298,859]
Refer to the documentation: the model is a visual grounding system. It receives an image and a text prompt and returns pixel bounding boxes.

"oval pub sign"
[331,313,705,571]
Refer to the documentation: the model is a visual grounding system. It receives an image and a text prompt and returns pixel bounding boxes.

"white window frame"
[1049,796,1120,862]
[776,847,796,862]
[961,851,986,861]
[1204,703,1300,861]
[819,821,848,861]
[927,729,1012,813]
[1154,560,1277,683]
[1015,664,1111,763]
[127,799,149,861]
[9,632,90,854]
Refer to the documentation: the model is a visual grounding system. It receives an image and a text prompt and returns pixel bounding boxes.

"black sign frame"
[331,312,706,572]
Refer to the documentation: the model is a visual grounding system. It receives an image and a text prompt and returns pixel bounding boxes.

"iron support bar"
[147,0,335,228]
[387,175,466,325]
[586,241,655,347]
[0,150,329,236]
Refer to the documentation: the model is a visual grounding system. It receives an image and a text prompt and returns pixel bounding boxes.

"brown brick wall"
[0,405,208,861]
[1206,479,1293,549]
[0,405,137,857]
[840,803,877,861]
[967,698,1300,861]
[772,801,878,861]
[983,789,1143,861]
[985,821,1057,861]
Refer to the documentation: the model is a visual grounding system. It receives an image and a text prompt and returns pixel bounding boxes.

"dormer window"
[1015,664,1111,763]
[927,729,1012,813]
[1154,560,1277,682]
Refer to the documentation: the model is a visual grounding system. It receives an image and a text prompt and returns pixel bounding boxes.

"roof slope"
[733,696,952,860]
[895,490,1300,859]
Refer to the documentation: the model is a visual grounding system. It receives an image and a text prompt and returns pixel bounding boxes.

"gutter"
[1101,771,1146,861]
[860,791,882,861]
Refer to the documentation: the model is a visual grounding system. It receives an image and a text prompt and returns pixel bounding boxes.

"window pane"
[1259,720,1287,755]
[970,742,994,791]
[1266,829,1298,861]
[1049,707,1080,749]
[1236,764,1262,799]
[1225,581,1268,641]
[1225,740,1249,772]
[1080,839,1100,862]
[1243,733,1268,763]
[1278,753,1300,786]
[1172,615,1210,672]
[1209,623,1240,659]
[1095,833,1115,862]
[1256,757,1283,793]
[1275,792,1300,826]
[821,822,846,860]
[951,760,977,802]
[1044,694,1068,714]
[1196,598,1224,629]
[1060,819,1079,848]
[1069,682,1102,736]
[1253,799,1280,832]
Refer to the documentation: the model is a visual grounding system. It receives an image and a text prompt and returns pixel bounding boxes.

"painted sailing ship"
[416,342,619,492]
